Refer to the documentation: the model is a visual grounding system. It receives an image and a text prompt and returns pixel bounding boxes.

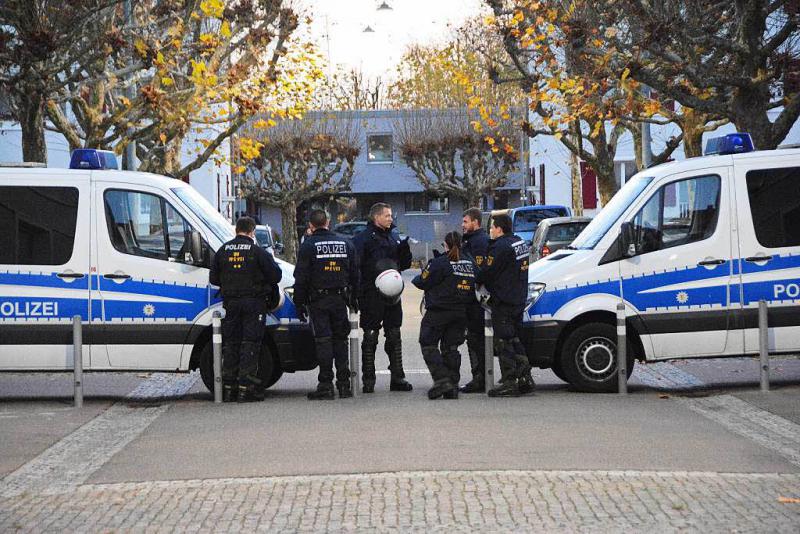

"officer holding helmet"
[293,209,359,400]
[352,202,413,393]
[460,207,490,393]
[476,213,535,397]
[210,216,282,402]
[412,231,477,400]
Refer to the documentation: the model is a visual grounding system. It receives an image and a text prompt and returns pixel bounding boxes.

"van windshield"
[172,186,234,245]
[570,175,654,250]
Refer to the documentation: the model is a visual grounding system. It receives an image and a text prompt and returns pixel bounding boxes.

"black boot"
[442,384,459,399]
[427,378,454,400]
[307,382,335,400]
[460,379,485,394]
[488,350,520,397]
[487,380,521,397]
[337,382,353,399]
[386,327,412,392]
[518,374,536,395]
[222,382,237,402]
[361,329,378,393]
[237,384,264,403]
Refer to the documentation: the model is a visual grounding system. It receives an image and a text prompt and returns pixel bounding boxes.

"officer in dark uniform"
[210,217,282,402]
[293,209,359,400]
[412,231,477,400]
[460,207,490,393]
[352,202,413,393]
[476,213,535,397]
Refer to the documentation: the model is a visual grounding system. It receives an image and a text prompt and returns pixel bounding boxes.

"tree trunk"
[683,129,704,158]
[596,166,617,206]
[570,150,583,216]
[20,92,47,164]
[280,200,299,264]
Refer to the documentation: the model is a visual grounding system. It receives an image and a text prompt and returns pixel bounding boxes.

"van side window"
[105,190,168,259]
[746,167,800,248]
[0,186,79,265]
[631,175,721,255]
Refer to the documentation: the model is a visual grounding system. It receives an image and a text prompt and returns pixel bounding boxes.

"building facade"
[249,110,529,255]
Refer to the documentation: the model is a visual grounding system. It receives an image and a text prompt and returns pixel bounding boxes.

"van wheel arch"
[555,310,646,365]
[192,327,284,392]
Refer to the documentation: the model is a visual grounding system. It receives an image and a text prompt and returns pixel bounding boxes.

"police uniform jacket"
[352,221,412,294]
[412,254,477,311]
[462,228,490,270]
[475,233,530,306]
[209,234,282,298]
[292,228,359,307]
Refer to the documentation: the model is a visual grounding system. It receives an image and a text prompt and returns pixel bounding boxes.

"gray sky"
[303,0,486,80]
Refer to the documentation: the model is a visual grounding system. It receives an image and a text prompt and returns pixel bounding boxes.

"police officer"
[293,209,359,400]
[476,213,535,397]
[460,207,490,393]
[352,202,413,393]
[412,231,477,400]
[210,216,282,402]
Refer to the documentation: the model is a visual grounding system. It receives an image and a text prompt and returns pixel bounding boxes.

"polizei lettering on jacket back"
[315,241,348,259]
[512,239,531,261]
[0,301,60,318]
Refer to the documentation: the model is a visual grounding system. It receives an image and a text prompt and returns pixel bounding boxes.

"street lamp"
[377,1,393,10]
[363,25,375,33]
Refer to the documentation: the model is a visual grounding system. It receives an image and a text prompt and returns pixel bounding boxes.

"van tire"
[560,322,634,393]
[549,359,568,383]
[198,340,283,393]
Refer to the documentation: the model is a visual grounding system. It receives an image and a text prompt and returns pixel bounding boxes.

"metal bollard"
[349,310,360,397]
[72,315,83,408]
[758,300,770,392]
[212,311,223,404]
[484,307,494,393]
[616,303,627,395]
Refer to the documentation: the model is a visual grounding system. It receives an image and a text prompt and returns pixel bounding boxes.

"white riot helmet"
[375,269,404,304]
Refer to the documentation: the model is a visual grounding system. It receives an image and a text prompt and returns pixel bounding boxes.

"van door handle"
[103,273,131,280]
[697,259,725,266]
[57,272,85,279]
[744,255,773,263]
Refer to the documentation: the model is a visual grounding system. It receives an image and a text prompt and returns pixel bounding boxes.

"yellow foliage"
[200,0,224,19]
[239,137,264,161]
[220,20,232,38]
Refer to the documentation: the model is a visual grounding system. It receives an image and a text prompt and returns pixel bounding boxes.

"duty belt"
[313,287,347,296]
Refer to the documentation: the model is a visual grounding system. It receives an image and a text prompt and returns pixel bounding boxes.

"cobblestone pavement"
[2,470,799,533]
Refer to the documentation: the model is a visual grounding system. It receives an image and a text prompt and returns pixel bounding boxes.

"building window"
[404,193,449,213]
[367,134,393,163]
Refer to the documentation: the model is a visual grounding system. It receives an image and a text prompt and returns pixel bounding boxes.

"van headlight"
[525,282,546,312]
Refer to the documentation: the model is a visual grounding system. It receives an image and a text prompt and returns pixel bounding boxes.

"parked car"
[333,221,418,243]
[255,224,284,255]
[488,205,571,244]
[530,217,592,261]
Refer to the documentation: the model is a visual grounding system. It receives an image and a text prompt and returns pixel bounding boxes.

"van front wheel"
[198,340,283,393]
[560,322,634,393]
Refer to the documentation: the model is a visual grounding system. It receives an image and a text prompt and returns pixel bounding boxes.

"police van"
[0,149,315,392]
[521,134,800,391]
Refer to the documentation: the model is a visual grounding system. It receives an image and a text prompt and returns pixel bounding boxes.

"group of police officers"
[210,202,533,402]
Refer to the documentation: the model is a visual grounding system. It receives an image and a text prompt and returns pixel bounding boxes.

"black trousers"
[222,297,266,387]
[465,302,485,380]
[358,289,403,330]
[490,301,529,381]
[419,309,466,384]
[308,293,351,385]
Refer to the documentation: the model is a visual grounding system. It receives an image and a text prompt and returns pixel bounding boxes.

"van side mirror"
[620,222,637,258]
[186,231,204,266]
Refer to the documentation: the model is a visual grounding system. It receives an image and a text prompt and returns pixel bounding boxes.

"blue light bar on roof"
[69,149,120,170]
[704,133,755,156]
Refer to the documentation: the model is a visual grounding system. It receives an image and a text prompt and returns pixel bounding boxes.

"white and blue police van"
[0,149,315,392]
[521,134,800,391]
